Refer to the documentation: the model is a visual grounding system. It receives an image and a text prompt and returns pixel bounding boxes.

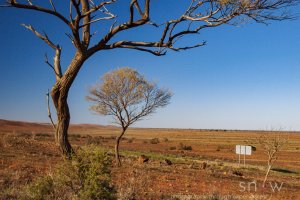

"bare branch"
[21,24,57,50]
[49,0,56,12]
[81,0,91,48]
[46,89,56,131]
[117,45,166,56]
[45,54,55,71]
[109,20,117,32]
[129,0,137,24]
[134,0,143,17]
[71,0,81,18]
[79,15,115,28]
[53,48,63,80]
[8,0,70,25]
[81,0,116,17]
[27,0,32,6]
[69,0,73,21]
[65,33,75,44]
[88,0,151,54]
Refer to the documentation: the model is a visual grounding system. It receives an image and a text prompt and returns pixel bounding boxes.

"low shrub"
[150,138,160,144]
[85,135,102,145]
[127,138,134,143]
[70,133,81,138]
[169,146,176,150]
[178,143,192,151]
[109,135,116,140]
[13,146,117,200]
[232,170,243,177]
[26,176,54,200]
[35,133,52,137]
[116,168,151,200]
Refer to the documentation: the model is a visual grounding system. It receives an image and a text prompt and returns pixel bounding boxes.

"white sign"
[245,146,252,155]
[236,145,252,155]
[236,145,252,166]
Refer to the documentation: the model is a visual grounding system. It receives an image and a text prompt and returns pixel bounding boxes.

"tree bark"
[51,52,86,158]
[115,128,127,167]
[52,89,73,156]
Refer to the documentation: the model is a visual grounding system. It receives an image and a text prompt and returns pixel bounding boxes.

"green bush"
[21,145,116,200]
[26,176,54,200]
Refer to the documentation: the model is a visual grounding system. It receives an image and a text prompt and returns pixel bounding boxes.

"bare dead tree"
[258,131,289,187]
[2,0,299,157]
[87,67,172,166]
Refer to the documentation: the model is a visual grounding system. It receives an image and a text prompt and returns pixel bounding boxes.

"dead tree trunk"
[52,89,72,156]
[51,52,86,157]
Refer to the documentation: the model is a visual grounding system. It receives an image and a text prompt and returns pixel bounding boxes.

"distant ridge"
[1,119,298,133]
[0,119,116,133]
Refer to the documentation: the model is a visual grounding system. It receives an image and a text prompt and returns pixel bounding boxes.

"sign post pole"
[244,146,246,166]
[239,145,242,166]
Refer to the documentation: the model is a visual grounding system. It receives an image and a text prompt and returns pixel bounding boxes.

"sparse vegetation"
[2,146,116,200]
[231,170,243,177]
[150,138,160,144]
[169,146,177,150]
[1,122,300,199]
[127,138,134,143]
[178,143,192,151]
[85,135,102,145]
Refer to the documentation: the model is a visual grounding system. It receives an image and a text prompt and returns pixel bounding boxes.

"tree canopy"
[87,67,172,128]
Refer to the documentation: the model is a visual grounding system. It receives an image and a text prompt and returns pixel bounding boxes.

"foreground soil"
[0,119,300,199]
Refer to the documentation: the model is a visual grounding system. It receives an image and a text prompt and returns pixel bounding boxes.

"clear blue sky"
[0,1,300,130]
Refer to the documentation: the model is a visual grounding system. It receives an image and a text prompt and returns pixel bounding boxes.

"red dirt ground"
[1,119,300,199]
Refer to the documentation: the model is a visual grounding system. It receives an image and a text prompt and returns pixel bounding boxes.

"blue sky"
[0,1,300,130]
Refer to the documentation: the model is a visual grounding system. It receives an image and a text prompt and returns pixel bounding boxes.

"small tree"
[258,131,289,187]
[87,67,172,166]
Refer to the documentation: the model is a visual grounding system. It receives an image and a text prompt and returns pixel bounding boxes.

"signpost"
[236,145,252,166]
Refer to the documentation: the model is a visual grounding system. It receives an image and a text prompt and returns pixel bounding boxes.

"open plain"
[1,119,300,199]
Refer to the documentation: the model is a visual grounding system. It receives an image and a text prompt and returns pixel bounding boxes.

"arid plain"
[1,119,300,199]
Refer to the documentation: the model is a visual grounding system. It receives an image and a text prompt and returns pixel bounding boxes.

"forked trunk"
[51,52,86,158]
